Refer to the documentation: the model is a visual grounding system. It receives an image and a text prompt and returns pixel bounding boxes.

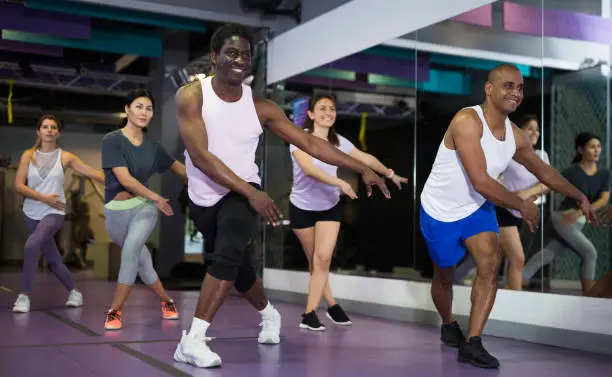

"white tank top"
[23,149,66,220]
[502,149,549,218]
[420,105,516,222]
[185,76,263,207]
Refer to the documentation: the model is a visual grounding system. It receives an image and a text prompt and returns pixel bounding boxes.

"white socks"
[258,301,275,317]
[186,302,274,340]
[188,317,210,339]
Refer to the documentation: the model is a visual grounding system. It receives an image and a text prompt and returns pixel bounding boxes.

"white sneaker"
[65,289,83,307]
[258,307,281,344]
[173,330,222,368]
[13,294,30,313]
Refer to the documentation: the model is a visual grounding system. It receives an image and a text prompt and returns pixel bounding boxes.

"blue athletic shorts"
[420,201,499,268]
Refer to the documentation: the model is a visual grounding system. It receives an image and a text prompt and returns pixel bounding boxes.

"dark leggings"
[22,214,75,292]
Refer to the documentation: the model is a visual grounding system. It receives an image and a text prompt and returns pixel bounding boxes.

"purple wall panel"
[504,1,612,45]
[451,4,493,27]
[0,2,90,40]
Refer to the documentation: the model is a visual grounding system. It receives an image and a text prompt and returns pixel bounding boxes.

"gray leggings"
[104,201,159,285]
[523,211,598,281]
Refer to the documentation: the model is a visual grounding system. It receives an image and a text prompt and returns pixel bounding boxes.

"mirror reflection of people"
[419,64,595,369]
[523,132,609,295]
[12,115,105,313]
[493,115,550,290]
[289,94,408,331]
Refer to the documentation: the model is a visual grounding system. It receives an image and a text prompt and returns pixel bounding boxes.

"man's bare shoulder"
[448,107,482,135]
[176,80,202,104]
[510,121,531,150]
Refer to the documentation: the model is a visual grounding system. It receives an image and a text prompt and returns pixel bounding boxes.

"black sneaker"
[441,321,466,348]
[299,311,326,331]
[458,336,500,369]
[326,304,352,326]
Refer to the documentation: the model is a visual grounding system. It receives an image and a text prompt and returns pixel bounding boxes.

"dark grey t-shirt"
[101,130,175,203]
[558,164,610,210]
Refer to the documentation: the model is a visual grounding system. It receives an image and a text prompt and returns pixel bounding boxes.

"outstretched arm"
[511,125,597,221]
[512,125,597,225]
[348,148,408,190]
[519,183,550,201]
[63,151,105,184]
[255,97,390,198]
[169,161,188,184]
[512,127,584,202]
[175,82,281,224]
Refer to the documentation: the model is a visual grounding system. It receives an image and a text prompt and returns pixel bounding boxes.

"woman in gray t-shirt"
[523,132,610,295]
[101,89,187,330]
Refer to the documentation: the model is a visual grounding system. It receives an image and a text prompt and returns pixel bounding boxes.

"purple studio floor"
[1,270,611,377]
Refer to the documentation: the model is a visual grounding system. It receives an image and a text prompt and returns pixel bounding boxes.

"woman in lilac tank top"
[289,94,408,331]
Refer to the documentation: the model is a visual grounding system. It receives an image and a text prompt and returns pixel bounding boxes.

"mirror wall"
[262,0,612,299]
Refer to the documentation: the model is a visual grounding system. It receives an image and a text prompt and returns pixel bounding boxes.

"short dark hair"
[210,23,253,54]
[572,132,600,163]
[125,88,155,109]
[119,88,155,128]
[518,114,538,129]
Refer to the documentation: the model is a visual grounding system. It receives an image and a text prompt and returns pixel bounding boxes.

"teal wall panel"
[2,28,163,57]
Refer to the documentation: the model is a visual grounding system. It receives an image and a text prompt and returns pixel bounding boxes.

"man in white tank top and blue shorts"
[172,24,390,369]
[419,64,597,369]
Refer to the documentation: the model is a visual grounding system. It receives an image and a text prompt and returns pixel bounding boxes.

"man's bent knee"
[433,265,455,287]
[475,254,500,281]
[234,267,257,293]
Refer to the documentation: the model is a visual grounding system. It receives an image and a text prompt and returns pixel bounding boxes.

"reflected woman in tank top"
[495,115,551,290]
[12,115,105,313]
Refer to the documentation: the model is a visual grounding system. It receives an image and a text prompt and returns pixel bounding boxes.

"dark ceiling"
[0,3,224,131]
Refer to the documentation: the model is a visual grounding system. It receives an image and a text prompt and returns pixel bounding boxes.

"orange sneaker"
[104,310,122,330]
[162,300,179,320]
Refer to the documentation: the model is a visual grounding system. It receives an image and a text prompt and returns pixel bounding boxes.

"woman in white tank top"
[289,94,408,331]
[495,115,550,290]
[12,115,105,313]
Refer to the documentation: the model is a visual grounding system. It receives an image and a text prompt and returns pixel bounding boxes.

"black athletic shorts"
[188,183,260,281]
[289,201,342,229]
[495,206,523,228]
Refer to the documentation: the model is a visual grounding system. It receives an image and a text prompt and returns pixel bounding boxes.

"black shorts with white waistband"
[494,206,523,228]
[289,201,342,229]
